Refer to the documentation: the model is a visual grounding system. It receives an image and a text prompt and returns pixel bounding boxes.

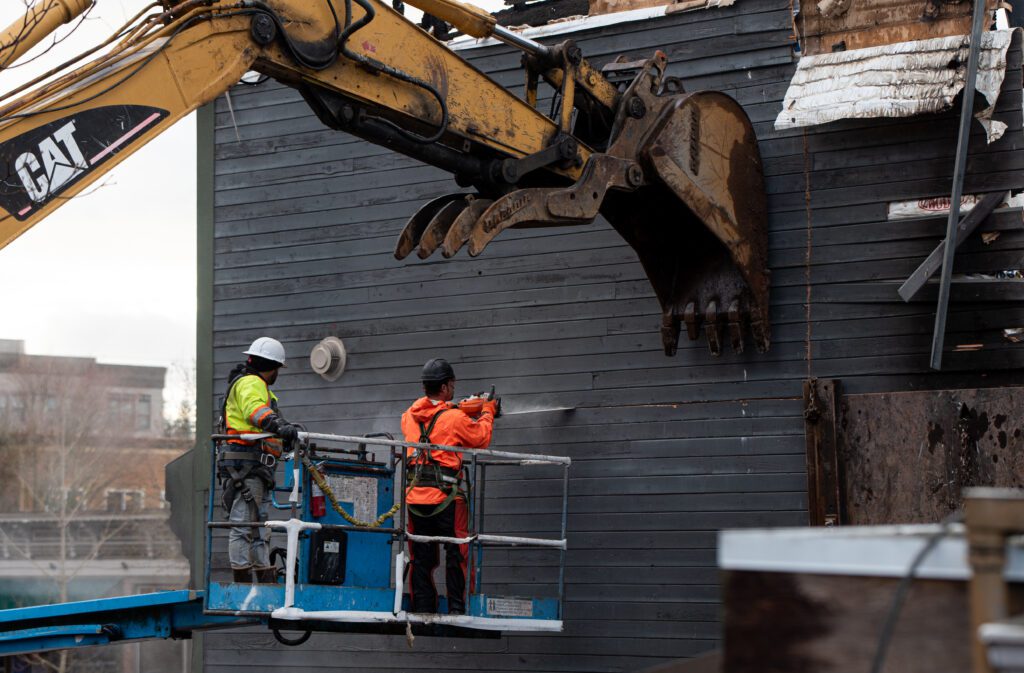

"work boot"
[447,600,465,616]
[412,599,436,614]
[254,566,279,584]
[232,567,253,584]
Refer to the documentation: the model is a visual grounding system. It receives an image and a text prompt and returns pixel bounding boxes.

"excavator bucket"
[603,91,770,356]
[394,53,769,357]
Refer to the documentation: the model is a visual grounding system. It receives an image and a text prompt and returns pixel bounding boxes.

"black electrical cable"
[335,0,449,144]
[2,0,447,144]
[549,89,562,122]
[0,1,337,122]
[868,510,964,673]
[245,0,339,71]
[272,628,312,646]
[0,8,261,122]
[237,0,447,143]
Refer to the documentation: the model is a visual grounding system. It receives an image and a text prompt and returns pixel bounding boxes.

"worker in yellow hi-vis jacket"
[217,337,299,584]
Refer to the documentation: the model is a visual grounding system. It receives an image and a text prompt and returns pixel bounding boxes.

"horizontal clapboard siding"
[203,2,1024,670]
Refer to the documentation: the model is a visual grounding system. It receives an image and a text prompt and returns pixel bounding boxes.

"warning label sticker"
[325,475,377,523]
[323,540,340,553]
[486,597,533,617]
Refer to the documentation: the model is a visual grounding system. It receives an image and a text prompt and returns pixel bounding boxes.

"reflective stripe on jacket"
[401,396,493,505]
[225,374,280,448]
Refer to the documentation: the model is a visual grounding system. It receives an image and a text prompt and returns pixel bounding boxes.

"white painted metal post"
[393,551,406,615]
[266,519,321,609]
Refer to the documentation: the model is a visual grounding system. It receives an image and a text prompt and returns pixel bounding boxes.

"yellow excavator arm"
[0,0,769,356]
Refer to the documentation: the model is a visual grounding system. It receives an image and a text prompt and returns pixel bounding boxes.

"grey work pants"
[227,475,271,569]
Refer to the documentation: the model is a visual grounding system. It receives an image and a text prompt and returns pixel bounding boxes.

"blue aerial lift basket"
[0,430,570,654]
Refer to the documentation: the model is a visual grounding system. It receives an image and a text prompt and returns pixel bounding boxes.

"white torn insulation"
[775,29,1019,142]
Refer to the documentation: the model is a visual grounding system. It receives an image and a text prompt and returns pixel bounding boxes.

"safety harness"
[407,408,469,517]
[216,366,276,530]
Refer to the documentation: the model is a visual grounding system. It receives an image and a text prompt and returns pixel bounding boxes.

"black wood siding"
[203,3,1024,669]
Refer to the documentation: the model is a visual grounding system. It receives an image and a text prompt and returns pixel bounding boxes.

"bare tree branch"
[0,0,97,71]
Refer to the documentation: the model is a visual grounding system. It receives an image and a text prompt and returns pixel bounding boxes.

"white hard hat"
[243,337,286,367]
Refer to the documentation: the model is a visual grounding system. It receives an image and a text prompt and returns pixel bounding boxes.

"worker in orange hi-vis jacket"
[400,358,499,615]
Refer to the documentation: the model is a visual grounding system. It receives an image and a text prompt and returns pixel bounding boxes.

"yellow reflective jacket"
[225,373,280,450]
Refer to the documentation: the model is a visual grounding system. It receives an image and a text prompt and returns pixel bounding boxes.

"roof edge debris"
[775,28,1021,142]
[449,0,734,51]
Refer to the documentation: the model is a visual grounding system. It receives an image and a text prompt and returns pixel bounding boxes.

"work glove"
[276,423,299,443]
[482,398,500,418]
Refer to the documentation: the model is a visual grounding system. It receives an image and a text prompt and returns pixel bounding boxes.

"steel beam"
[931,0,990,370]
[899,190,1007,302]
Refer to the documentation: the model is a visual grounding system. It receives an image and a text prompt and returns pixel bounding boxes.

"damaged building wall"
[776,29,1019,138]
[197,0,1024,670]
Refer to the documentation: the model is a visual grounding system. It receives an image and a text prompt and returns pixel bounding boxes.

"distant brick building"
[0,339,190,673]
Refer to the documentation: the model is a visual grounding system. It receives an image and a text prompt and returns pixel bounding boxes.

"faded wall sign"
[887,193,1024,219]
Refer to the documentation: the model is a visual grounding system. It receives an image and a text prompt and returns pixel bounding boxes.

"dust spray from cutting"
[503,403,576,416]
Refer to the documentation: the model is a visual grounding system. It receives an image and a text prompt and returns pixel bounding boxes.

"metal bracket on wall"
[804,378,843,526]
[898,190,1007,302]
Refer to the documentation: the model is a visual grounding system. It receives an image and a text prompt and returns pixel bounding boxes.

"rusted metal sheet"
[799,0,992,57]
[838,387,1024,524]
[804,378,844,526]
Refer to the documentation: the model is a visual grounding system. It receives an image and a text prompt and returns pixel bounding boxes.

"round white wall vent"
[310,336,347,381]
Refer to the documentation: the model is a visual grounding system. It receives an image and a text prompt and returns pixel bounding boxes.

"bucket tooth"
[661,310,681,356]
[751,314,769,354]
[394,193,466,260]
[704,301,722,356]
[442,197,493,258]
[727,300,744,354]
[683,302,699,341]
[417,198,467,259]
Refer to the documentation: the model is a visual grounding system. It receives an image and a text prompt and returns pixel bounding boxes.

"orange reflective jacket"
[402,396,493,505]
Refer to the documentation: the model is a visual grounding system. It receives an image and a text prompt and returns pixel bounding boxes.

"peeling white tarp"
[775,30,1019,142]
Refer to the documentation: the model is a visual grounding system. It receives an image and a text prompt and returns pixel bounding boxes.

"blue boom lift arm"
[0,590,254,658]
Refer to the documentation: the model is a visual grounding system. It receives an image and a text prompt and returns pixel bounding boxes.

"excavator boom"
[0,0,769,355]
